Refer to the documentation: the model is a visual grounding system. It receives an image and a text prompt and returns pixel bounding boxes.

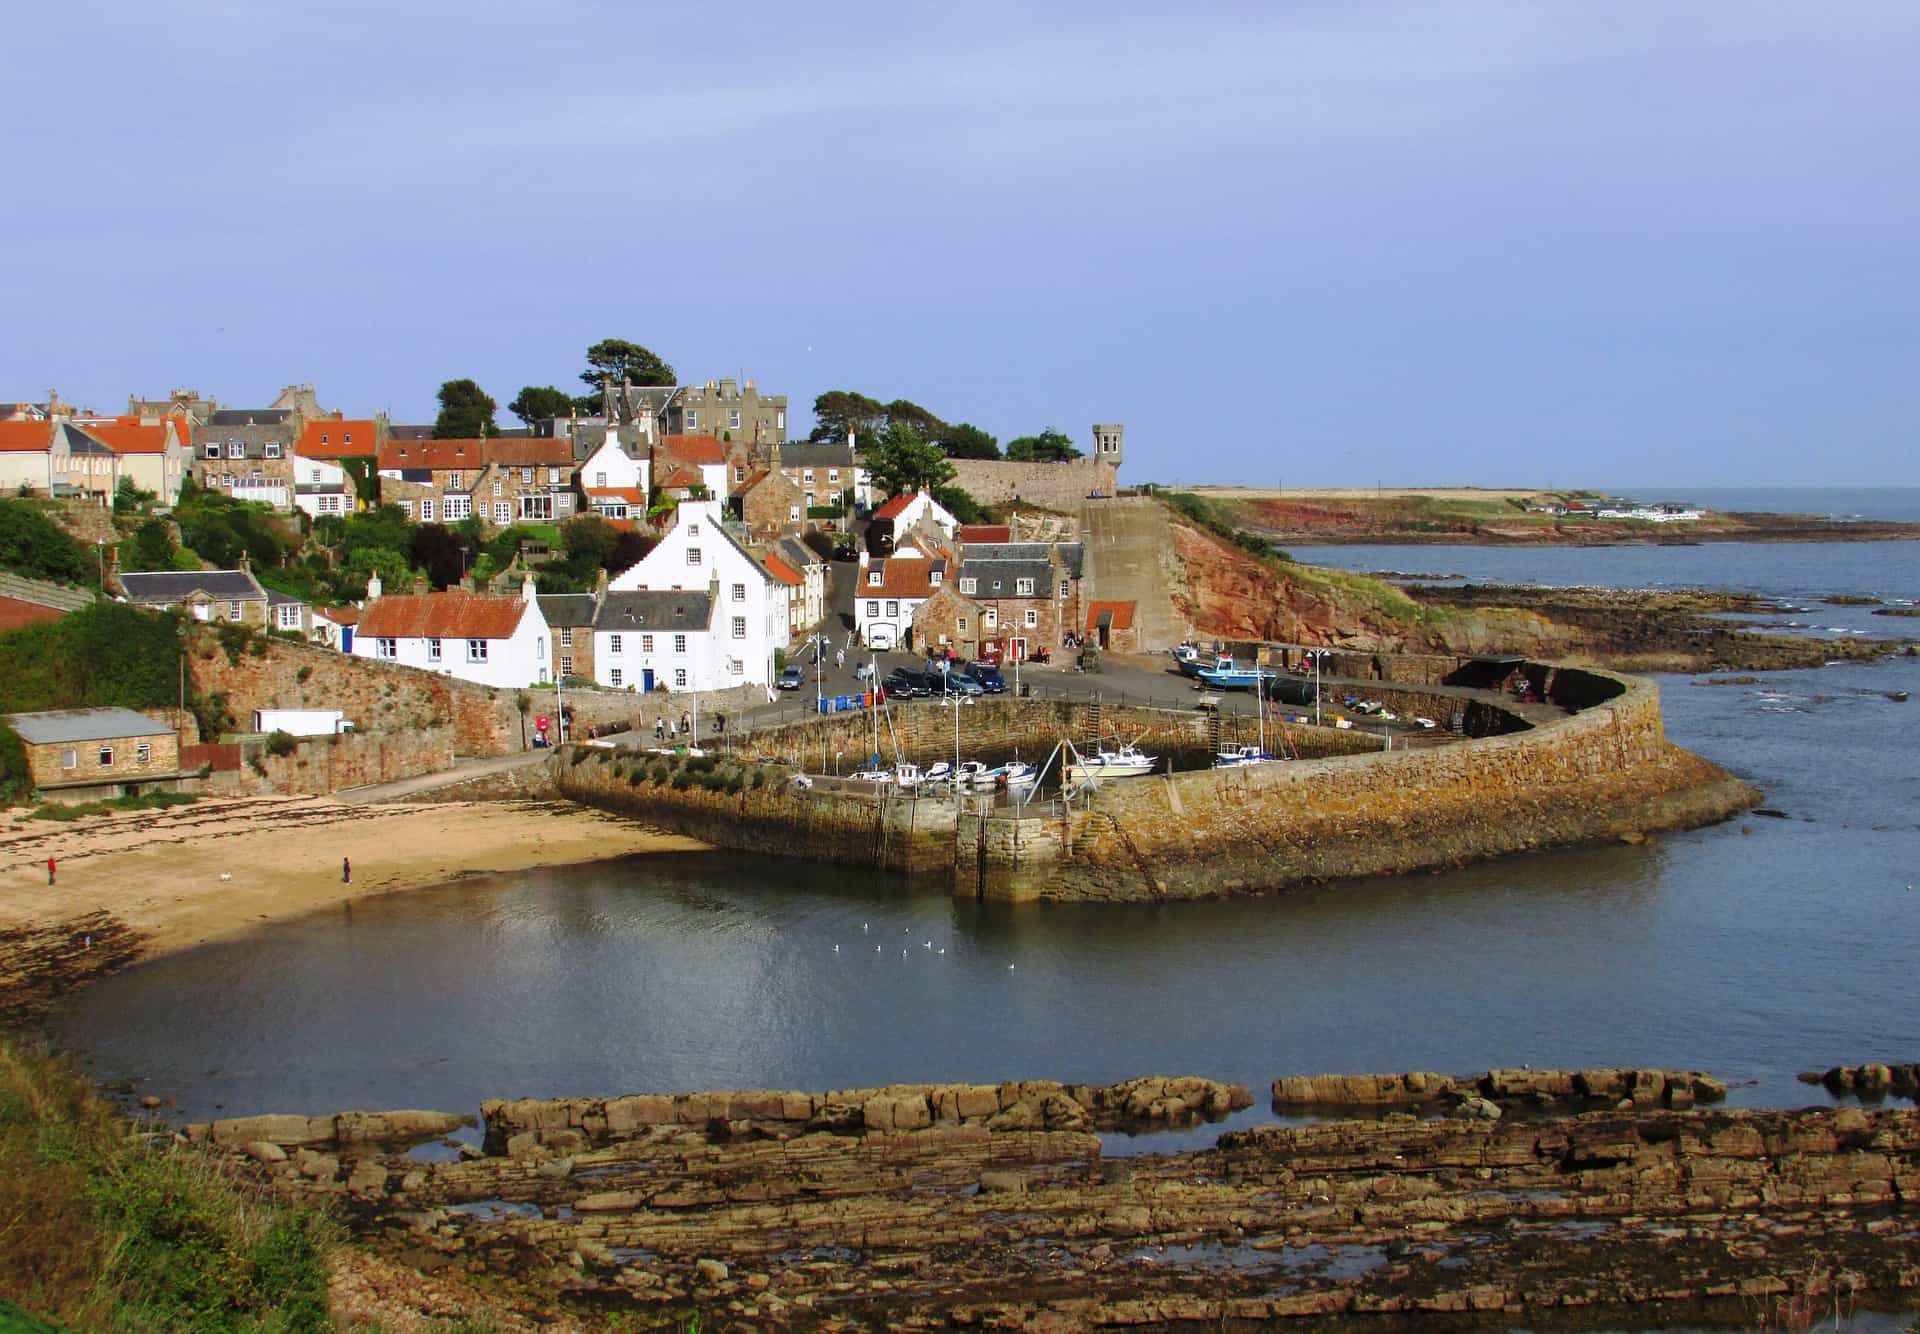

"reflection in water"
[44,646,1920,1132]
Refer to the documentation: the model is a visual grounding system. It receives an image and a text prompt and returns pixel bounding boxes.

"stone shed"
[7,706,181,801]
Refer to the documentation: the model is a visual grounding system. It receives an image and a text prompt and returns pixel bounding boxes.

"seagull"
[833,944,840,953]
[862,922,869,932]
[937,948,945,955]
[1008,963,1016,971]
[875,944,881,952]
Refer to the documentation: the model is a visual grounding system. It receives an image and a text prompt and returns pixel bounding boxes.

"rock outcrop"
[1271,1067,1729,1113]
[1801,1063,1920,1099]
[218,1073,1920,1327]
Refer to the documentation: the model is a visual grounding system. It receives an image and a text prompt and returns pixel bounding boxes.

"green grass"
[27,793,200,821]
[0,1039,337,1332]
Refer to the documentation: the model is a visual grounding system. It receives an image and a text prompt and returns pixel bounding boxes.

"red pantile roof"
[484,438,576,467]
[587,487,646,505]
[298,419,377,459]
[659,433,725,465]
[873,492,916,521]
[1085,600,1137,632]
[762,552,804,587]
[868,557,947,599]
[313,605,359,626]
[959,525,1011,544]
[378,439,487,472]
[0,421,51,453]
[0,596,66,632]
[657,466,705,490]
[72,417,174,455]
[358,592,531,640]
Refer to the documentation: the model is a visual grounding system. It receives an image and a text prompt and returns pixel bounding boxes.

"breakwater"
[201,1069,1920,1328]
[559,663,1757,901]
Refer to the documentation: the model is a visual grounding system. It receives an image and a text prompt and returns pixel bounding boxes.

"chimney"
[594,567,609,596]
[367,569,382,600]
[521,569,537,604]
[238,551,250,572]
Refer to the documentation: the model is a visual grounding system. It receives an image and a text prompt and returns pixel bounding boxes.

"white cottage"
[605,500,788,689]
[353,572,553,687]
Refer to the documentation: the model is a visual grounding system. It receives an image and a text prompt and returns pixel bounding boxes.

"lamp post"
[95,540,104,592]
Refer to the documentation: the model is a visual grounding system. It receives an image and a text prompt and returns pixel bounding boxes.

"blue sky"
[5,2,1916,487]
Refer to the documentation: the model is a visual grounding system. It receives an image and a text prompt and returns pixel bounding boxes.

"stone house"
[193,408,300,506]
[735,466,805,541]
[755,439,870,513]
[854,543,949,650]
[8,707,180,800]
[353,572,554,688]
[471,439,580,526]
[376,437,486,524]
[930,541,1085,662]
[610,378,787,446]
[539,593,597,683]
[1083,599,1140,653]
[118,567,271,626]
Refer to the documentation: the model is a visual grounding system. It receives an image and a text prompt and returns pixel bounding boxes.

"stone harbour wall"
[961,667,1759,901]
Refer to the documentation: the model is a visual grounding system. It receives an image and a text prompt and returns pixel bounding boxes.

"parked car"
[777,665,806,691]
[943,675,984,697]
[883,667,932,698]
[965,662,1007,693]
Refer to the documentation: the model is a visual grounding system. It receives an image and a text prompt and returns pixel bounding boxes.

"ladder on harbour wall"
[1206,710,1223,753]
[1086,696,1103,749]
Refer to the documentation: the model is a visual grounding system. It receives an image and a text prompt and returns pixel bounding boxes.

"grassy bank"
[0,1038,335,1331]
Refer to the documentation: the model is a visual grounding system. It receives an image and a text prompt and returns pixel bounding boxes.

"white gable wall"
[607,500,789,686]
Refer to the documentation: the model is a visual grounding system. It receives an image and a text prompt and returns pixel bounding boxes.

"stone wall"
[961,667,1758,902]
[948,458,1118,510]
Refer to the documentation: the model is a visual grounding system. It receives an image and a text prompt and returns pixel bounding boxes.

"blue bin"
[817,699,832,715]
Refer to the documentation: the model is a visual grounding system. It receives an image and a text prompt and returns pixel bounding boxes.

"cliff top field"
[1187,486,1920,545]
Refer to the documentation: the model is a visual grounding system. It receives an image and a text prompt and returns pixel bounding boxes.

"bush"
[0,500,90,584]
[0,722,29,805]
[0,603,189,717]
[264,730,297,757]
[669,769,692,791]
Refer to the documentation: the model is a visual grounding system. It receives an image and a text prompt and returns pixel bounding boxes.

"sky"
[4,1,1917,488]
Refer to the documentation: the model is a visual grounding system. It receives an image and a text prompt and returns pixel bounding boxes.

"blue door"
[643,668,655,692]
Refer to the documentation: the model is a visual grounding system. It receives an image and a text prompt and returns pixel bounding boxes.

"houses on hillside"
[904,538,1087,662]
[352,571,554,688]
[0,417,189,504]
[118,567,272,625]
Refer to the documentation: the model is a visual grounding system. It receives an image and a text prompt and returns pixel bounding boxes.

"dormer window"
[931,570,942,585]
[959,578,976,594]
[1016,578,1034,595]
[868,571,882,587]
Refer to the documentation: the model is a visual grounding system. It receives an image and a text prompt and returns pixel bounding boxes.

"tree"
[883,398,947,442]
[433,379,499,438]
[0,500,89,583]
[408,523,470,590]
[608,530,657,574]
[557,514,620,581]
[580,339,675,391]
[857,423,955,499]
[809,390,887,443]
[1004,427,1082,462]
[507,385,576,429]
[932,484,987,525]
[121,518,177,572]
[936,422,1000,460]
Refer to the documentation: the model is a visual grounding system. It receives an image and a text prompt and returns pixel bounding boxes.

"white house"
[353,572,553,687]
[605,500,788,690]
[853,543,948,650]
[772,537,826,635]
[593,589,717,693]
[871,489,959,545]
[580,430,651,521]
[292,453,353,518]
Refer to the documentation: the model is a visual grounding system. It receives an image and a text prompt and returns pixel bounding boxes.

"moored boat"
[1213,743,1280,768]
[1064,743,1158,784]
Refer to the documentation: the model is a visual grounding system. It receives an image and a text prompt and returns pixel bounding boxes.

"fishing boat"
[1064,743,1158,784]
[893,763,926,789]
[925,760,990,788]
[1213,743,1279,768]
[984,760,1040,790]
[1195,656,1277,691]
[848,768,892,783]
[1172,643,1208,676]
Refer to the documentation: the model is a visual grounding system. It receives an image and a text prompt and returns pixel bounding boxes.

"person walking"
[679,711,690,735]
[47,856,55,886]
[654,717,665,741]
[342,857,351,884]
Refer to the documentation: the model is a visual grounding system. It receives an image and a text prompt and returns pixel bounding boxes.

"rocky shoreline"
[183,1068,1920,1329]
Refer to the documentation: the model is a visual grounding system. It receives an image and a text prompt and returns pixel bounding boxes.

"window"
[98,746,113,766]
[866,600,880,617]
[447,471,462,490]
[536,636,545,660]
[559,627,573,647]
[60,748,76,770]
[685,410,699,430]
[885,600,898,617]
[828,468,840,483]
[549,467,561,485]
[930,570,942,585]
[376,637,397,659]
[276,604,300,630]
[985,609,998,629]
[398,499,413,519]
[494,502,511,524]
[136,743,151,765]
[203,441,219,459]
[608,634,622,654]
[610,668,622,687]
[788,505,800,522]
[265,441,282,459]
[519,495,554,521]
[686,547,702,566]
[444,495,471,520]
[867,571,881,587]
[731,582,745,602]
[641,633,654,651]
[732,616,746,638]
[673,634,687,653]
[466,639,488,662]
[595,471,607,486]
[958,578,976,594]
[1024,608,1038,628]
[805,493,815,508]
[521,467,533,485]
[727,409,741,430]
[559,655,572,677]
[428,637,442,661]
[1016,578,1035,595]
[493,479,503,496]
[1060,580,1070,597]
[227,601,242,620]
[776,409,786,430]
[420,498,435,522]
[674,668,687,687]
[957,617,968,633]
[227,441,245,459]
[803,469,814,484]
[687,522,700,537]
[733,466,745,482]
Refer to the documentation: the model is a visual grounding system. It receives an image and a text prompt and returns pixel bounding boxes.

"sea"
[41,490,1920,1154]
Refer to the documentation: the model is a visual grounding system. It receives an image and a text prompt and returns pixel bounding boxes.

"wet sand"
[0,796,704,961]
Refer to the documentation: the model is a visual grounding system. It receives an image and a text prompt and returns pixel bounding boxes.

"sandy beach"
[0,796,706,962]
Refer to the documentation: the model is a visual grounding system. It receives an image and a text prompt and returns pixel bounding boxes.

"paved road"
[333,749,552,805]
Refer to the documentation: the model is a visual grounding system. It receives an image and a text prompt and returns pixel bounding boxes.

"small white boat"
[1213,744,1279,769]
[976,760,1040,791]
[1064,744,1158,784]
[848,768,893,783]
[894,763,926,789]
[925,760,990,788]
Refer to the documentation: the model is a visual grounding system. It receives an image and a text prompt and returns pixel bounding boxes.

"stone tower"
[1091,423,1124,468]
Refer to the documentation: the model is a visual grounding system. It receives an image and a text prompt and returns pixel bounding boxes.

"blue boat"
[1195,660,1276,691]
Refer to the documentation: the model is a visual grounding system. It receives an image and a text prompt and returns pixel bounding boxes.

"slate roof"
[264,588,306,608]
[118,569,267,604]
[359,592,532,640]
[9,707,174,745]
[207,409,292,426]
[960,541,1084,578]
[537,593,598,628]
[952,559,1053,599]
[55,424,116,457]
[594,590,714,633]
[774,442,856,469]
[775,537,820,571]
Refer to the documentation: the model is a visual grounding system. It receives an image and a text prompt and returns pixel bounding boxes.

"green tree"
[858,423,955,499]
[1005,427,1082,462]
[433,379,499,438]
[339,547,415,600]
[932,484,987,524]
[558,514,619,572]
[408,523,470,590]
[580,339,675,391]
[809,390,887,442]
[121,519,177,573]
[883,398,947,441]
[507,384,576,429]
[936,422,1000,460]
[0,603,188,714]
[0,500,89,583]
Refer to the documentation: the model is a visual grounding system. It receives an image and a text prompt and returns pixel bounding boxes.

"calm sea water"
[44,521,1920,1140]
